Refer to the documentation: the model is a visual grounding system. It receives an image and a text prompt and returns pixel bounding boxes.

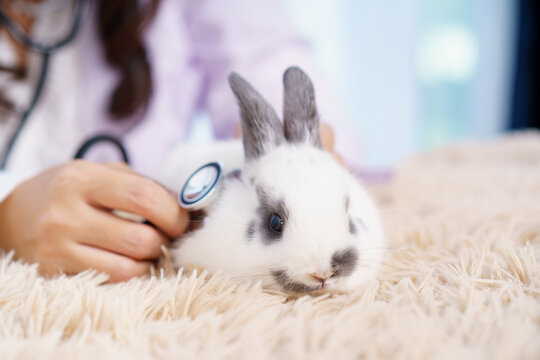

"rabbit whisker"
[358,246,409,252]
[356,259,404,271]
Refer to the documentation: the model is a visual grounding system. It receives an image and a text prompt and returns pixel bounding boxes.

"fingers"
[320,123,335,151]
[80,207,169,260]
[67,242,153,282]
[103,162,133,173]
[85,166,189,238]
[332,152,345,166]
[104,162,176,198]
[234,123,242,138]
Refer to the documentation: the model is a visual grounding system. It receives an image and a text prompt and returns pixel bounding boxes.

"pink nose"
[310,271,332,283]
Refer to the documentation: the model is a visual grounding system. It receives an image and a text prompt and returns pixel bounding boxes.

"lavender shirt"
[0,0,359,200]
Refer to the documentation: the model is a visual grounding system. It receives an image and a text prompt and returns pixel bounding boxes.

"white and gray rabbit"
[160,67,384,294]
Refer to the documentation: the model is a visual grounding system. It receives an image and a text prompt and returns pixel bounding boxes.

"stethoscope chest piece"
[179,162,223,211]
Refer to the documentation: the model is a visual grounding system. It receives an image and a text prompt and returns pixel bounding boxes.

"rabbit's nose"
[310,270,335,283]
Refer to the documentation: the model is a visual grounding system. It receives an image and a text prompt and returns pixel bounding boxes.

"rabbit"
[167,67,384,294]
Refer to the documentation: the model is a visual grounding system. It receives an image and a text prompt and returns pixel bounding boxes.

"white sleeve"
[0,172,30,203]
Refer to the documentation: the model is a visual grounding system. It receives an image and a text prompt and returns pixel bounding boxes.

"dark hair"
[96,0,160,120]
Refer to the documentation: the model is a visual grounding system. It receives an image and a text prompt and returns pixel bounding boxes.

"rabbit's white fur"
[169,144,383,292]
[163,67,384,294]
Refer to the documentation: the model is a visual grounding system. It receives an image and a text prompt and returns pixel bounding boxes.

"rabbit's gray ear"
[229,72,285,160]
[282,67,322,148]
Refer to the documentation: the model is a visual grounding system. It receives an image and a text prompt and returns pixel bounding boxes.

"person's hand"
[0,160,189,282]
[319,123,344,165]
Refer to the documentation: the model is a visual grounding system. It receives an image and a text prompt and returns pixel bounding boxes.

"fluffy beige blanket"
[1,133,539,360]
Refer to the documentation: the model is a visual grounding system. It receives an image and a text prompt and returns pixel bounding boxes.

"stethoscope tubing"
[0,0,84,54]
[0,0,85,169]
[0,53,50,169]
[73,134,130,164]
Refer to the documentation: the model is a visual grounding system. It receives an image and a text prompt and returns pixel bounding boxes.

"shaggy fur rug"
[1,133,539,359]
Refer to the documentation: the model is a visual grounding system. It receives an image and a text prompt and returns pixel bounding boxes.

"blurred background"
[1,0,537,171]
[278,0,536,169]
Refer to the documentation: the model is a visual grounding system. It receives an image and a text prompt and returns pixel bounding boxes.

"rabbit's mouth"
[271,269,323,294]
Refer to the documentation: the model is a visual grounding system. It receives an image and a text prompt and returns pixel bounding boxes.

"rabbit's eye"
[268,214,284,234]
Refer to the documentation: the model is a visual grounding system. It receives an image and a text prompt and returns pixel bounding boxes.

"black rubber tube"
[73,134,130,164]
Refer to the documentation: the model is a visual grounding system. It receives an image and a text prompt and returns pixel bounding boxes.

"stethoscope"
[178,162,241,210]
[0,0,230,211]
[0,0,86,169]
